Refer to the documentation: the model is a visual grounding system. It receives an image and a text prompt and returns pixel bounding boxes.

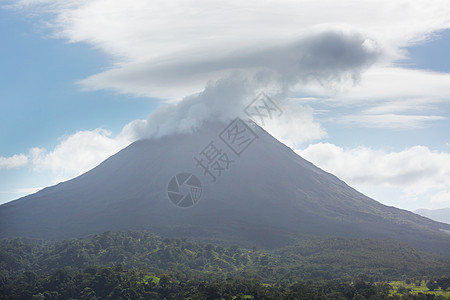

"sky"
[0,0,449,211]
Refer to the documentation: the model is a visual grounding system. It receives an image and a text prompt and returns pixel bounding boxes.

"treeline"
[275,237,450,281]
[0,265,403,299]
[1,231,449,299]
[427,278,450,291]
[1,231,449,281]
[1,266,449,299]
[0,231,268,279]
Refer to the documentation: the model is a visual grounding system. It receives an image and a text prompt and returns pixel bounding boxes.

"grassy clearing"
[389,280,450,298]
[141,275,160,285]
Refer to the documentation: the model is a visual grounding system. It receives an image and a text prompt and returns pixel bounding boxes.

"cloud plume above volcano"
[80,29,381,100]
[116,29,380,141]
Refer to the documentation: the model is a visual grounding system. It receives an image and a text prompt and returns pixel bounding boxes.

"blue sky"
[0,8,158,202]
[1,1,450,211]
[0,10,157,154]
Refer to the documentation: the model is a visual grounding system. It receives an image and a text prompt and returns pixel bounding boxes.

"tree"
[437,277,450,291]
[80,287,97,300]
[426,280,439,291]
[260,255,269,266]
[159,274,171,288]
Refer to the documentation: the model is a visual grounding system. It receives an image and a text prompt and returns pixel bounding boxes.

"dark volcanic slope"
[1,121,449,253]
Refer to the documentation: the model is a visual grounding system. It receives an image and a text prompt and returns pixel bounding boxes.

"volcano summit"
[1,120,449,253]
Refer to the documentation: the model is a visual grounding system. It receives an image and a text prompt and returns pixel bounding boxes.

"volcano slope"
[1,120,449,254]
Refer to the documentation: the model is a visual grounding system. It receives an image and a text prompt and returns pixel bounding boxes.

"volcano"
[1,120,449,253]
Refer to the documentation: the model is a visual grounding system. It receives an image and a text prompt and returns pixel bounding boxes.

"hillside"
[1,231,449,299]
[1,231,449,281]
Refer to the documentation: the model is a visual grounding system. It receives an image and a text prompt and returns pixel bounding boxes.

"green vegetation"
[0,231,449,299]
[0,266,398,299]
[389,280,450,298]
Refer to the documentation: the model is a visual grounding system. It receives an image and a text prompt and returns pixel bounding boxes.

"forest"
[1,231,449,299]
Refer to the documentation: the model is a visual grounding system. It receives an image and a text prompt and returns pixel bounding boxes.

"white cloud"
[0,154,28,170]
[9,1,450,99]
[0,128,133,183]
[13,0,450,61]
[335,114,446,129]
[298,143,450,208]
[87,28,380,144]
[338,67,450,103]
[299,67,450,106]
[261,102,327,148]
[8,0,450,127]
[116,69,330,145]
[361,98,441,115]
[29,128,131,182]
[431,190,450,204]
[299,143,450,188]
[78,28,380,100]
[295,67,450,128]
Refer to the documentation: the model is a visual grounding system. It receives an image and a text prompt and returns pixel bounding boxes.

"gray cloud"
[80,29,381,100]
[86,29,382,141]
[120,73,256,140]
